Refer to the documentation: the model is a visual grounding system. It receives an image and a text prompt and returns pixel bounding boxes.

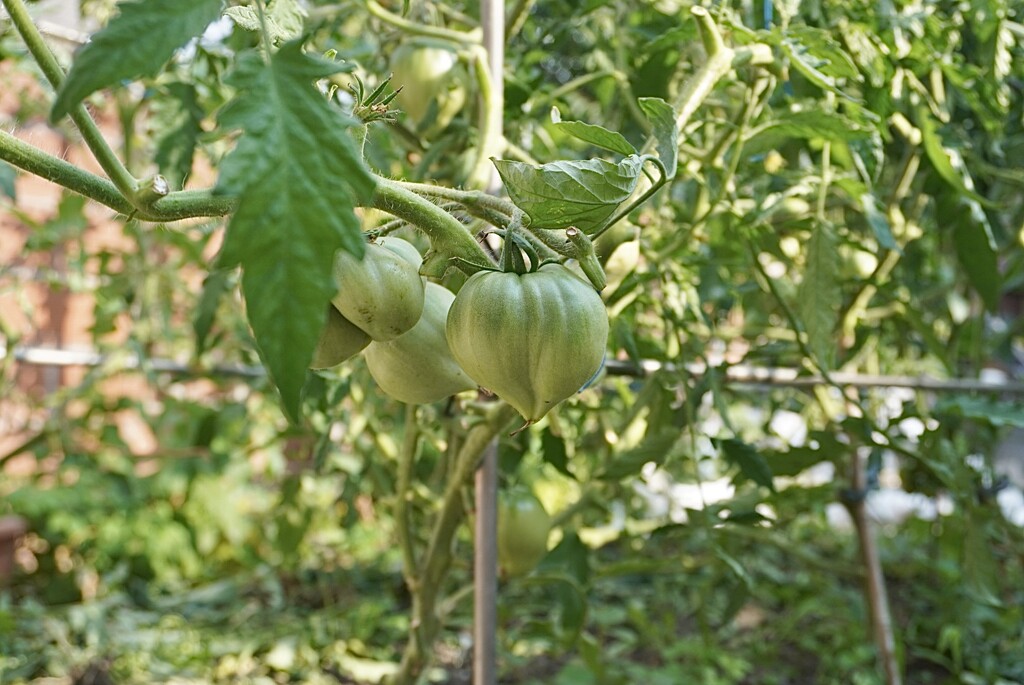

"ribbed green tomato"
[332,242,425,341]
[445,263,609,422]
[497,488,552,578]
[364,282,475,404]
[310,305,370,369]
[390,42,467,134]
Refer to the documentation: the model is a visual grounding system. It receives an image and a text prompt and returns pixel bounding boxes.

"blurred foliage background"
[2,0,1024,683]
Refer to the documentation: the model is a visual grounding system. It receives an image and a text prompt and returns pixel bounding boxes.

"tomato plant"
[2,0,1024,684]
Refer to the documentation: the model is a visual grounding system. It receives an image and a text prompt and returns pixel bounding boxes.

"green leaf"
[52,0,223,120]
[493,155,643,233]
[598,432,677,481]
[0,161,16,200]
[745,110,871,153]
[637,97,678,178]
[553,121,636,156]
[936,397,1024,429]
[859,193,898,251]
[541,428,575,480]
[215,43,375,420]
[193,269,234,357]
[224,0,307,43]
[798,221,839,370]
[952,202,1001,311]
[537,531,591,586]
[917,107,992,207]
[152,82,204,190]
[720,439,775,491]
[776,26,862,103]
[766,431,845,477]
[523,573,588,647]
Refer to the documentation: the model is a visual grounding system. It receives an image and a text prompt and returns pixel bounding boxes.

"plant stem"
[0,129,134,214]
[396,405,421,591]
[395,180,517,218]
[669,8,735,139]
[505,0,535,39]
[3,0,139,201]
[360,0,482,45]
[372,178,494,271]
[466,44,504,190]
[0,129,236,221]
[387,404,517,685]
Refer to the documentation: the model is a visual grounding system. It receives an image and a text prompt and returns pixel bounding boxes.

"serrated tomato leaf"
[598,432,677,481]
[225,0,307,43]
[493,155,643,233]
[917,107,993,207]
[540,427,575,480]
[859,193,898,251]
[798,221,839,371]
[52,0,223,120]
[152,82,204,190]
[720,439,775,491]
[214,42,375,420]
[553,121,636,156]
[745,110,872,154]
[637,97,678,179]
[952,203,1001,311]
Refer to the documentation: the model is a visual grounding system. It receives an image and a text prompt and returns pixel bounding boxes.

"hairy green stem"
[525,69,617,114]
[373,179,494,270]
[3,0,139,201]
[0,127,495,262]
[394,180,517,219]
[0,130,236,221]
[0,129,134,214]
[465,45,504,189]
[505,0,535,39]
[387,404,517,685]
[670,8,735,138]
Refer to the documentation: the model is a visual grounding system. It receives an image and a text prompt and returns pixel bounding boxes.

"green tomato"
[310,305,371,369]
[364,282,476,404]
[390,42,467,134]
[445,263,609,423]
[375,236,423,268]
[333,242,425,341]
[497,488,552,578]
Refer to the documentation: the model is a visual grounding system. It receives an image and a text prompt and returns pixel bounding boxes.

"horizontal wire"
[4,343,1024,394]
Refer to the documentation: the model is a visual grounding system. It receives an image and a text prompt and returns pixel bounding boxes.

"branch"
[371,179,494,271]
[394,180,517,220]
[396,405,421,591]
[358,0,481,45]
[3,0,140,201]
[0,124,234,222]
[465,44,504,190]
[386,403,518,685]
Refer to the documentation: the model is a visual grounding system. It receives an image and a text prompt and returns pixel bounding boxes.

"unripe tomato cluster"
[314,237,610,423]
